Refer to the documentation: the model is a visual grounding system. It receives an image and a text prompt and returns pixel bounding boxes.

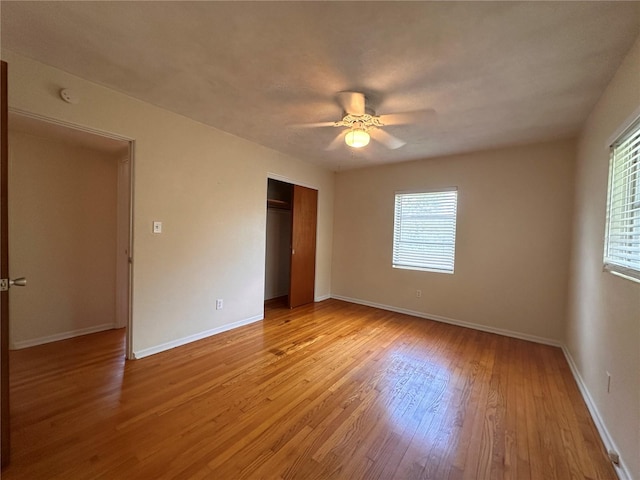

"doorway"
[265,177,318,309]
[7,111,133,356]
[265,179,292,306]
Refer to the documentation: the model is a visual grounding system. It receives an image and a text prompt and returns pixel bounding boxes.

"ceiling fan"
[294,91,436,150]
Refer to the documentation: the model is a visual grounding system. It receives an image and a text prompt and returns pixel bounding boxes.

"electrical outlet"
[606,371,611,393]
[216,299,223,310]
[416,289,422,298]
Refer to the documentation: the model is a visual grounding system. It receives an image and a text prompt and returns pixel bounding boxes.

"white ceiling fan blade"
[378,109,437,126]
[337,91,365,115]
[325,130,347,150]
[289,121,337,128]
[370,128,406,149]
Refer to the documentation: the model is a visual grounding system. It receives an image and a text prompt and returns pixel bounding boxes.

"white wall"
[567,34,640,480]
[2,51,335,357]
[332,139,576,343]
[8,131,118,347]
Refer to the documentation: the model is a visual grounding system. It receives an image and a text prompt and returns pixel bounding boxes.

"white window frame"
[392,188,458,274]
[603,116,640,282]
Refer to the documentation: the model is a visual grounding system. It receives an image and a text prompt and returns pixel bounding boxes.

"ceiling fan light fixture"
[345,128,370,148]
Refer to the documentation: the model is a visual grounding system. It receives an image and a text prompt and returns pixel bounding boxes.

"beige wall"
[567,35,640,479]
[332,139,576,343]
[2,51,335,357]
[8,131,118,347]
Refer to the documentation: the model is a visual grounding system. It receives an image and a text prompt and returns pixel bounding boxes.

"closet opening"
[265,179,292,308]
[264,178,318,309]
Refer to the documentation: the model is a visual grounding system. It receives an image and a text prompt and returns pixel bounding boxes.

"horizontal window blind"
[393,189,458,273]
[604,117,640,281]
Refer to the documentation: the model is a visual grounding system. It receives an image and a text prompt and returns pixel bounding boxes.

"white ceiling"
[2,1,639,171]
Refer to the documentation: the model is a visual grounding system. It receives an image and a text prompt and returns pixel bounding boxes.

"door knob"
[9,277,26,287]
[0,277,26,291]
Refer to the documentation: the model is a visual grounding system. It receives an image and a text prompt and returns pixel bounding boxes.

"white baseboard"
[314,294,331,302]
[133,314,264,359]
[11,323,116,350]
[330,295,561,347]
[562,347,630,480]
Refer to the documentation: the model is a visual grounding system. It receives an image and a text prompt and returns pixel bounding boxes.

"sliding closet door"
[288,185,317,308]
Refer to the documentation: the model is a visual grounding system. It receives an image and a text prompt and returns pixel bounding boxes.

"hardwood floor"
[3,299,615,479]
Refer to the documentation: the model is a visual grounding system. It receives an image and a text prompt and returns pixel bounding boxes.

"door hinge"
[0,279,8,292]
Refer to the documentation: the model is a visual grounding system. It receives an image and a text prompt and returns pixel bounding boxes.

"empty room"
[1,2,639,479]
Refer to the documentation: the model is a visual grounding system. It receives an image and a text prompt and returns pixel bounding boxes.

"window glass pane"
[393,190,458,273]
[604,118,640,281]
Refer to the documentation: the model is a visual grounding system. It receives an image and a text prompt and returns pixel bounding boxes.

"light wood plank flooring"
[3,299,615,479]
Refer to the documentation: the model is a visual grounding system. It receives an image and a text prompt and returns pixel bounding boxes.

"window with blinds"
[604,117,640,281]
[393,189,458,274]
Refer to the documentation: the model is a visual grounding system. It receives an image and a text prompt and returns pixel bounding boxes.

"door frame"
[265,173,319,305]
[8,108,136,359]
[267,172,318,192]
[1,59,10,469]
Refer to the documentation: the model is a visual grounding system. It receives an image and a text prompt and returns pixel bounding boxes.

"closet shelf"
[267,199,291,210]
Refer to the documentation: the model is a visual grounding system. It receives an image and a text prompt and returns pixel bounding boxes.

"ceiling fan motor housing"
[337,113,384,130]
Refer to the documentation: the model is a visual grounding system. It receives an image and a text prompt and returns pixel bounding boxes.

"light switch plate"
[153,221,162,234]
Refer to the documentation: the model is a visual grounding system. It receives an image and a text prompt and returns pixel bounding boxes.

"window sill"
[393,265,454,275]
[604,266,640,284]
